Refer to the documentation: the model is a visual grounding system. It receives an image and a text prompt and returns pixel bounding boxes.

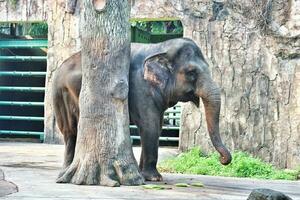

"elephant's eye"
[186,70,197,82]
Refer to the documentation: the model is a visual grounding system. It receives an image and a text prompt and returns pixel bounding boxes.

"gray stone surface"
[0,142,299,200]
[0,0,299,169]
[247,188,293,200]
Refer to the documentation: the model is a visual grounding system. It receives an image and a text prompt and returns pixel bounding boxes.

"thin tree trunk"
[56,0,144,186]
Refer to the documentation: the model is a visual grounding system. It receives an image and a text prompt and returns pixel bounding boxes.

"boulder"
[247,188,293,200]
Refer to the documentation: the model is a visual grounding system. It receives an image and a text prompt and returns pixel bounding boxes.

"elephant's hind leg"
[57,131,77,179]
[53,89,78,176]
[63,134,76,169]
[61,90,78,167]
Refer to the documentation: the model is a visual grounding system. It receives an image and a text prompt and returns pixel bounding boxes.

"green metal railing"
[165,109,181,114]
[0,130,44,136]
[0,86,45,92]
[0,101,44,106]
[0,116,44,121]
[130,125,180,130]
[0,130,44,140]
[0,39,48,48]
[0,56,47,61]
[131,135,179,142]
[0,39,48,141]
[0,71,46,77]
[164,116,180,120]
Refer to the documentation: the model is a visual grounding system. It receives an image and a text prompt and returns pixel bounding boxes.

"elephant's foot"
[57,165,69,181]
[141,168,163,181]
[57,170,66,182]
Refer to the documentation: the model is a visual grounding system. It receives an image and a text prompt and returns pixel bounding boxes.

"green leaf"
[191,182,204,187]
[174,183,189,187]
[142,184,165,190]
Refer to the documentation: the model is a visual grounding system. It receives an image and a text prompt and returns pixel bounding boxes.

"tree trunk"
[56,0,144,186]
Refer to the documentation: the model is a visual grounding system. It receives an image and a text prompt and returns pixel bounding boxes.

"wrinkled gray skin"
[53,38,232,181]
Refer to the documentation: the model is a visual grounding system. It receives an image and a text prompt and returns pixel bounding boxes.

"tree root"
[56,157,144,186]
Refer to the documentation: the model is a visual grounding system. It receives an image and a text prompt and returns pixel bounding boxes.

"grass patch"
[158,147,300,180]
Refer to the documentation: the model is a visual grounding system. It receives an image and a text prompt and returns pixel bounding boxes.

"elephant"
[53,38,232,181]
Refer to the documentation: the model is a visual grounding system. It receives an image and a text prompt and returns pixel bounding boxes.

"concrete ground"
[0,168,18,197]
[0,142,299,200]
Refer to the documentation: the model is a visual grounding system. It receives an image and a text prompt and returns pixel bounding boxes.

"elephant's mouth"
[187,91,199,106]
[186,90,196,99]
[178,90,196,103]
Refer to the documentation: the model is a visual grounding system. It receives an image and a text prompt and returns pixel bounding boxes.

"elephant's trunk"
[196,79,232,165]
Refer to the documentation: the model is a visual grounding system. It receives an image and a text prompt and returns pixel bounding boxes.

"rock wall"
[2,0,299,168]
[178,0,300,169]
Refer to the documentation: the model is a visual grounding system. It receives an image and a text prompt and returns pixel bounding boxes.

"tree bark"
[56,0,144,186]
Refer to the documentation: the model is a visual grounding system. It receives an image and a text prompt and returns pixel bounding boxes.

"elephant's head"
[143,38,232,165]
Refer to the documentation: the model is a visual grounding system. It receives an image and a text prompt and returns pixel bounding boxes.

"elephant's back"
[54,52,81,86]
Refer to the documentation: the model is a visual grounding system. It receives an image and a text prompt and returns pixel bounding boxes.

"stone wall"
[1,0,299,168]
[177,0,300,169]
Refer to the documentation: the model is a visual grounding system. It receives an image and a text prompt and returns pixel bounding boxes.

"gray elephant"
[53,38,232,181]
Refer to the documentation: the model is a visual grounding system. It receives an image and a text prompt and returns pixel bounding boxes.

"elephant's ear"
[143,53,173,90]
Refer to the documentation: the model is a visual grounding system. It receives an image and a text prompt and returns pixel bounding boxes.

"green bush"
[158,147,299,180]
[28,23,48,37]
[131,21,183,34]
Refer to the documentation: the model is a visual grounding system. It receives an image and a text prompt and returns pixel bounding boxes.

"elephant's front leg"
[138,115,163,181]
